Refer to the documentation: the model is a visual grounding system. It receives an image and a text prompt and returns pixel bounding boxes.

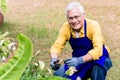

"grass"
[0,0,120,79]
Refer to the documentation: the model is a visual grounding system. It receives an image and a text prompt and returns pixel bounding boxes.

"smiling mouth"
[73,22,80,26]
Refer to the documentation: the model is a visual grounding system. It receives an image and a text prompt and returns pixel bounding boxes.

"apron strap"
[84,19,87,37]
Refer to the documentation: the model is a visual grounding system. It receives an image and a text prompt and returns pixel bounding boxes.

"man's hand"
[50,58,61,70]
[64,57,84,67]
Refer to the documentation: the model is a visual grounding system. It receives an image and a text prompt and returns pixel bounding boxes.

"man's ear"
[82,13,86,17]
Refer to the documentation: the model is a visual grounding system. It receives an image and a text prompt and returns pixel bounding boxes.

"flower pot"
[0,12,4,26]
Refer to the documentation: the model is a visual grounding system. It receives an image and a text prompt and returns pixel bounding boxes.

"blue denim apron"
[64,19,109,80]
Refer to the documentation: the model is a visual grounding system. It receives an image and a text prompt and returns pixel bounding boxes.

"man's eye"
[69,17,73,20]
[74,16,79,18]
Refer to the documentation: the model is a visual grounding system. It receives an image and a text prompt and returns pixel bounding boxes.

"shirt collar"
[70,24,84,34]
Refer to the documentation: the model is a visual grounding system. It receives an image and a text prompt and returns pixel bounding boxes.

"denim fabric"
[54,65,66,77]
[83,57,112,80]
[54,57,112,80]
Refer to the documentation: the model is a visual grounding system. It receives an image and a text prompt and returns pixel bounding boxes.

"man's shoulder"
[86,18,99,24]
[86,18,101,32]
[63,22,69,26]
[60,22,71,32]
[62,22,71,29]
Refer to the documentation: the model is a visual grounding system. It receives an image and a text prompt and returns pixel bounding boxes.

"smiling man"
[50,2,112,80]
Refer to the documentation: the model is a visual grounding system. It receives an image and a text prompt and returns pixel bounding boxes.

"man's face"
[67,8,85,31]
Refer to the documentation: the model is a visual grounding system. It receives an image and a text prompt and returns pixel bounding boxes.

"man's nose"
[72,18,77,22]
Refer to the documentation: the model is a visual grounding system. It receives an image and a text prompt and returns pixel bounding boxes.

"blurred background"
[0,0,120,79]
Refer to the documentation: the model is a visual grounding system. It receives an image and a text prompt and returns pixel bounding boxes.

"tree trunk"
[0,12,4,26]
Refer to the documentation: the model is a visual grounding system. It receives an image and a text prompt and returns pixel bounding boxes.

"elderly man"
[50,2,112,80]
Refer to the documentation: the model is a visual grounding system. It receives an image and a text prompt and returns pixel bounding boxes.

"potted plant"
[0,0,7,26]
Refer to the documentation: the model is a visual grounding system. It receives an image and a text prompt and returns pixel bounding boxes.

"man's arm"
[87,20,104,60]
[82,53,93,62]
[50,23,70,58]
[50,52,59,59]
[50,23,70,70]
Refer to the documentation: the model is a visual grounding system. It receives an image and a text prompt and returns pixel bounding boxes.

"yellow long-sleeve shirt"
[50,18,110,60]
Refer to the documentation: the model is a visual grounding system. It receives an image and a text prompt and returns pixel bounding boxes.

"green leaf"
[0,32,9,40]
[65,67,77,76]
[38,61,45,71]
[0,0,7,13]
[0,33,33,80]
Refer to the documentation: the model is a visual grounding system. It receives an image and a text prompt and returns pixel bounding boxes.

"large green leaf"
[0,33,33,80]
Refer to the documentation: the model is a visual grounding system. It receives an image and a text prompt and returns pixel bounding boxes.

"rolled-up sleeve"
[50,23,70,55]
[87,21,104,60]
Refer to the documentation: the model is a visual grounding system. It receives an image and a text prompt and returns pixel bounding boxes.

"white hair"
[65,2,85,15]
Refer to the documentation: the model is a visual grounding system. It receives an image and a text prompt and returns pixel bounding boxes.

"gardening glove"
[50,58,61,70]
[64,57,84,67]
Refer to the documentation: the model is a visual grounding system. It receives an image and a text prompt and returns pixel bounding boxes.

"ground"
[1,0,120,79]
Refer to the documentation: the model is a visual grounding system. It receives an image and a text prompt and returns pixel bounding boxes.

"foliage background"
[0,0,120,79]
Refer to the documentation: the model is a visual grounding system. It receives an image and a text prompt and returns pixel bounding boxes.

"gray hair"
[65,2,85,15]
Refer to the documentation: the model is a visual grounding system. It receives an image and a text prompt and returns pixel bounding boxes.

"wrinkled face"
[67,8,85,31]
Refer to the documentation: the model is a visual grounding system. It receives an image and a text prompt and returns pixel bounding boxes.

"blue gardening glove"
[50,58,61,70]
[64,57,84,67]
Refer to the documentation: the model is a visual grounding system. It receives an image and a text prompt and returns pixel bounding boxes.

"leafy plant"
[0,32,16,62]
[0,0,7,13]
[20,50,68,80]
[0,33,33,80]
[65,67,78,76]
